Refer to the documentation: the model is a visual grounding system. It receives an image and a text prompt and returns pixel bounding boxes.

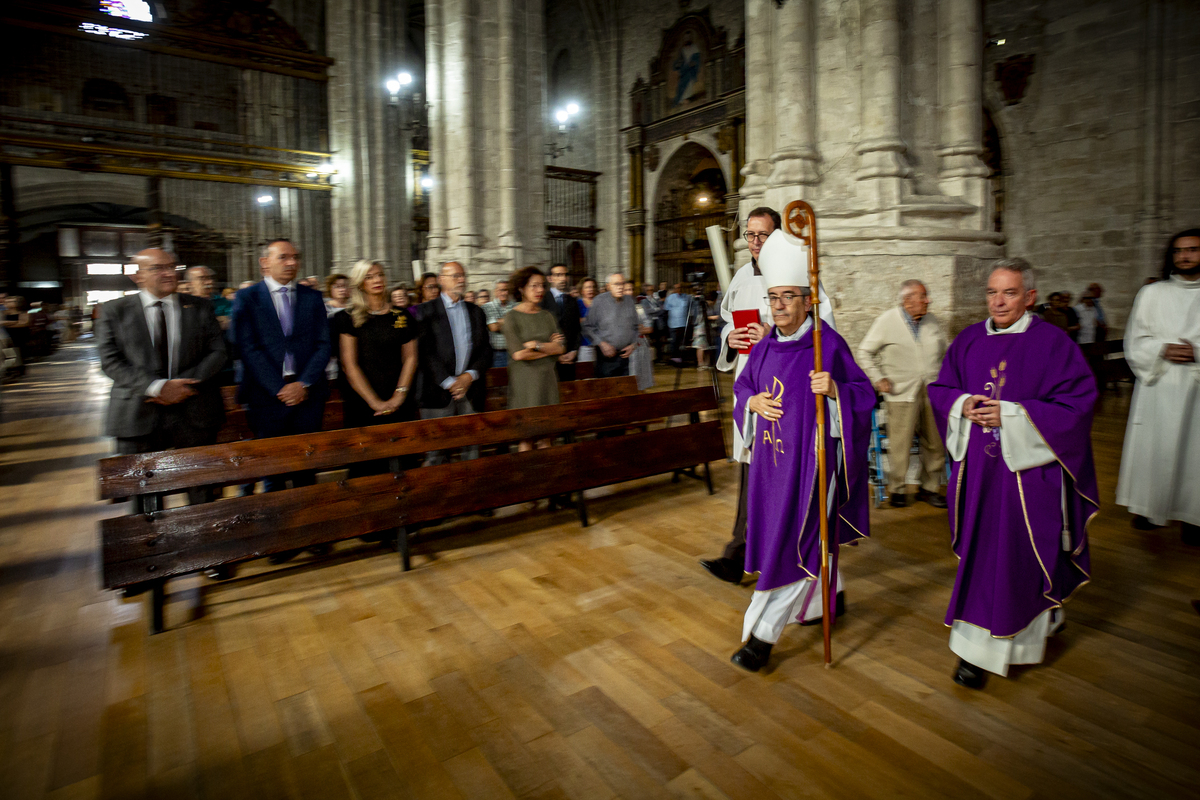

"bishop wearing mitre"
[729,229,875,672]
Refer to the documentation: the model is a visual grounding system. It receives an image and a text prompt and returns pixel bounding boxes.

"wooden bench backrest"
[101,416,725,589]
[99,381,700,500]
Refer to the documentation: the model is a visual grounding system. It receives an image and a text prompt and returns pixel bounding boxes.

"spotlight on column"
[555,109,569,124]
[420,176,434,190]
[566,102,580,116]
[386,78,401,95]
[398,72,413,86]
[257,195,274,205]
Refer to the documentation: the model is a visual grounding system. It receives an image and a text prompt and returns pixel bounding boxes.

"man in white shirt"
[856,280,948,508]
[96,248,227,495]
[1117,228,1200,545]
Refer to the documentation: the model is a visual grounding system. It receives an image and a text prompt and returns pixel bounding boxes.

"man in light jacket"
[856,280,948,508]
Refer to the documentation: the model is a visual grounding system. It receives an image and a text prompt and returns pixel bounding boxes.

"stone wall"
[984,0,1200,334]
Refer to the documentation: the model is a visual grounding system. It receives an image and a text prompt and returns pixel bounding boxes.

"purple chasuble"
[928,316,1097,638]
[733,325,874,591]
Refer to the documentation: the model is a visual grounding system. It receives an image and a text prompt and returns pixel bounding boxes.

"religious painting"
[664,25,709,113]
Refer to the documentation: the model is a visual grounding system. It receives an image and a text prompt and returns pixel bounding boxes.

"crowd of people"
[51,210,1200,689]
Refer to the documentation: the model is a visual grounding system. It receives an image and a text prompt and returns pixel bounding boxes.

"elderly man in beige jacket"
[857,280,949,508]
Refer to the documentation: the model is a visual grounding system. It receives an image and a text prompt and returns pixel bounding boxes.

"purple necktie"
[278,287,293,336]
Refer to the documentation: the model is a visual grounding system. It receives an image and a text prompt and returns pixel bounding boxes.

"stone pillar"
[937,0,990,228]
[426,0,545,285]
[327,0,406,274]
[443,0,481,255]
[425,0,448,264]
[856,0,910,206]
[0,163,17,286]
[740,0,774,202]
[497,0,523,268]
[769,0,819,187]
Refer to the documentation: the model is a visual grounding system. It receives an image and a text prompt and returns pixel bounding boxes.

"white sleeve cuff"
[736,404,756,463]
[946,394,971,462]
[826,395,842,439]
[145,379,167,398]
[440,377,456,390]
[999,401,1057,471]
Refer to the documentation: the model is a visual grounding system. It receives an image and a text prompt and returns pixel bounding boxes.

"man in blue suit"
[232,238,331,494]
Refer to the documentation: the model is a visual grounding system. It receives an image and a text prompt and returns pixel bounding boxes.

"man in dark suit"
[416,261,492,465]
[541,263,582,381]
[96,248,227,502]
[232,238,331,492]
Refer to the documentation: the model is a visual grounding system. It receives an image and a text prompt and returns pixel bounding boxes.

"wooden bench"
[218,363,599,442]
[98,385,724,633]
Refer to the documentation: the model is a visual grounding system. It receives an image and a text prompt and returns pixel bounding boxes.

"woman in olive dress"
[332,260,419,440]
[503,266,565,451]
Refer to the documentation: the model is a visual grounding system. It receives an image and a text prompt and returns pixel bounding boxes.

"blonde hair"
[347,259,387,327]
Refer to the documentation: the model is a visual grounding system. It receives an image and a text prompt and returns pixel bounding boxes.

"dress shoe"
[889,492,908,508]
[730,635,774,672]
[268,549,300,565]
[1182,523,1200,546]
[205,565,236,581]
[800,591,845,625]
[1131,515,1162,531]
[700,557,744,584]
[916,489,947,509]
[953,658,987,690]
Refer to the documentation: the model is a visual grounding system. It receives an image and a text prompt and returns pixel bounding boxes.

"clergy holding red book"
[729,230,875,672]
[928,258,1098,690]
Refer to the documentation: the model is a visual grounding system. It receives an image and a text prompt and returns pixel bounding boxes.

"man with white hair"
[581,272,639,378]
[96,248,227,500]
[856,279,948,508]
[729,230,875,672]
[928,258,1097,689]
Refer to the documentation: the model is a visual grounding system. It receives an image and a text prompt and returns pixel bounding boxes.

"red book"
[731,309,762,355]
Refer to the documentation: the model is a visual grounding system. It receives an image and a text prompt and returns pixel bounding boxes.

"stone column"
[769,0,819,187]
[856,0,910,206]
[937,0,990,228]
[425,0,545,282]
[327,0,406,273]
[425,0,448,264]
[497,0,523,268]
[443,0,481,255]
[740,0,774,202]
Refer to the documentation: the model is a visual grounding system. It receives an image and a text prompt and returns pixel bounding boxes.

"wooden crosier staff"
[784,200,833,667]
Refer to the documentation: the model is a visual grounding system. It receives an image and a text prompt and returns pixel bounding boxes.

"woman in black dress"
[332,260,419,434]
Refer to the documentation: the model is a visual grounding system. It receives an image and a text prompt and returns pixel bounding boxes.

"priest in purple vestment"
[928,258,1097,689]
[729,229,875,672]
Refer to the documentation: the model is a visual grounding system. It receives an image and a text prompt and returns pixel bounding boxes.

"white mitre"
[757,229,810,291]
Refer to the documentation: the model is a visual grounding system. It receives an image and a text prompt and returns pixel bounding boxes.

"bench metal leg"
[704,461,713,495]
[150,579,166,634]
[397,526,411,572]
[577,490,589,528]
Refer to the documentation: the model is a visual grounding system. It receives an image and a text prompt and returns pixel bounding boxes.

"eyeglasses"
[767,291,810,307]
[140,264,176,274]
[743,231,772,243]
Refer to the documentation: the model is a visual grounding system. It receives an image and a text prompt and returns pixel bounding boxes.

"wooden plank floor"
[1,344,1197,799]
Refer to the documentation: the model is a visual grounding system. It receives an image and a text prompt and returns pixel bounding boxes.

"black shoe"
[730,635,774,672]
[890,492,908,508]
[268,549,300,565]
[205,565,237,581]
[1182,523,1200,547]
[953,658,987,690]
[308,544,332,557]
[916,490,947,509]
[800,591,846,625]
[700,557,744,584]
[1132,515,1163,531]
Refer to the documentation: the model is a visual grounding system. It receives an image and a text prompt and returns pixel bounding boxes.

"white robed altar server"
[1116,230,1200,542]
